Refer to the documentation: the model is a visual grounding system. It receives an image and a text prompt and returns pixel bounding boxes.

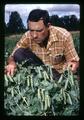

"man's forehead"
[28,20,45,29]
[28,20,44,25]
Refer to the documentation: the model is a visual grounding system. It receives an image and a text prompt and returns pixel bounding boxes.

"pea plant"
[4,61,80,116]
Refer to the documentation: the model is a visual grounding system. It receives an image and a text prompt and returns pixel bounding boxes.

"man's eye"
[30,29,43,32]
[30,30,34,32]
[36,29,43,32]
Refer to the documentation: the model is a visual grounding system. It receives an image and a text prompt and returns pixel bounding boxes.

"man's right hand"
[5,63,17,76]
[5,56,17,76]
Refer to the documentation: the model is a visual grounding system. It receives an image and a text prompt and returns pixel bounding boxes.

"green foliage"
[4,32,80,116]
[71,32,80,56]
[4,62,80,116]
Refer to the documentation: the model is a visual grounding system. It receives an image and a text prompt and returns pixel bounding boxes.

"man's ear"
[47,23,51,29]
[47,22,51,27]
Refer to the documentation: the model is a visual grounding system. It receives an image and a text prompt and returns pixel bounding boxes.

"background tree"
[50,14,80,31]
[69,15,80,31]
[7,11,26,34]
[6,12,80,35]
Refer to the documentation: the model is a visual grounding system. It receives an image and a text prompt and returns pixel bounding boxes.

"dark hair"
[27,9,50,26]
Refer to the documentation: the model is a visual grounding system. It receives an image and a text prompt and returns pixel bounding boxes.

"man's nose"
[33,31,37,38]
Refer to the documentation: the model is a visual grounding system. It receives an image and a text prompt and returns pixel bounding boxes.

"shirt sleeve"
[64,32,79,62]
[10,33,29,57]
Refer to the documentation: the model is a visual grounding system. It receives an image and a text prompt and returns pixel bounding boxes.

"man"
[5,9,79,77]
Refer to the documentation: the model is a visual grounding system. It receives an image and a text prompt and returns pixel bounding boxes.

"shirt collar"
[47,26,58,49]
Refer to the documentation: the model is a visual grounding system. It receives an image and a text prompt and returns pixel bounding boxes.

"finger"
[10,68,15,76]
[6,68,12,76]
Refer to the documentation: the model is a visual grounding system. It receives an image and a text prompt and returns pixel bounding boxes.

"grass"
[5,31,80,55]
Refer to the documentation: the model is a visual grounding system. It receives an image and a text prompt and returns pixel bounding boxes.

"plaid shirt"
[11,26,79,73]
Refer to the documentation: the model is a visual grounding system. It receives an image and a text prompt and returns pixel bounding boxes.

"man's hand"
[64,60,79,73]
[5,56,17,76]
[5,63,17,76]
[68,61,79,73]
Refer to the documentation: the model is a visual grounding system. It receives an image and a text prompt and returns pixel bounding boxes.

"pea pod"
[4,74,8,86]
[58,74,63,83]
[37,67,42,78]
[44,71,49,79]
[43,71,47,81]
[44,91,49,110]
[46,94,50,107]
[49,66,53,81]
[17,88,29,106]
[11,88,14,97]
[44,97,48,110]
[70,71,74,86]
[15,101,23,112]
[7,74,14,82]
[30,75,34,91]
[27,76,30,87]
[64,78,69,90]
[41,101,44,111]
[62,89,66,104]
[22,97,28,106]
[38,88,41,100]
[60,88,63,94]
[41,89,45,101]
[66,93,72,105]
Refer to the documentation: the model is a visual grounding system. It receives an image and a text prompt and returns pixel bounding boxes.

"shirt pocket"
[50,53,65,65]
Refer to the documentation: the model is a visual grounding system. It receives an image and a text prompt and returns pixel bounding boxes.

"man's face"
[28,20,49,44]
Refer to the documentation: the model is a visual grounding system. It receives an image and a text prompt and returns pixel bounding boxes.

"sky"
[5,4,80,28]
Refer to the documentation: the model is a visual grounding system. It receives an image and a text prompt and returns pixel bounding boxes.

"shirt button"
[49,54,52,56]
[49,48,51,50]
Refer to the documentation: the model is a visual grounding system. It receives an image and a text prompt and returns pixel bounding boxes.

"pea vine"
[4,62,80,116]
